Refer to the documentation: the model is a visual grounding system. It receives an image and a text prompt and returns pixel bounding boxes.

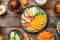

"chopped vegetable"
[56,4,60,13]
[28,26,36,30]
[10,31,15,38]
[15,34,20,40]
[29,7,40,16]
[22,0,28,6]
[26,8,33,17]
[28,15,46,30]
[22,22,31,27]
[24,10,29,17]
[22,13,31,22]
[0,5,6,15]
[27,16,34,20]
[35,15,47,24]
[21,19,26,23]
[23,33,30,40]
[37,30,54,40]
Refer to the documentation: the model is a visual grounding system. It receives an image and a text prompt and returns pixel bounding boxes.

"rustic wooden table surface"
[0,0,60,40]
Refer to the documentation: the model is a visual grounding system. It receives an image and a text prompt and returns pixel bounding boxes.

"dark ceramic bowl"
[7,0,22,12]
[54,1,60,16]
[8,29,23,40]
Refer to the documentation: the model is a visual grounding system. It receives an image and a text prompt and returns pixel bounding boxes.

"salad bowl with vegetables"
[20,6,48,33]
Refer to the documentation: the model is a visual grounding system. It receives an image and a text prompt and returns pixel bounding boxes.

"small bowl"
[37,30,56,40]
[8,29,23,40]
[7,0,22,12]
[35,0,47,6]
[0,5,6,16]
[54,1,60,16]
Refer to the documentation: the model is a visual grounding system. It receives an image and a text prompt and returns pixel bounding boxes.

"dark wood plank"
[0,17,20,27]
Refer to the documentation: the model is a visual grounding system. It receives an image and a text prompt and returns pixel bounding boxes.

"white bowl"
[0,5,6,15]
[35,0,47,6]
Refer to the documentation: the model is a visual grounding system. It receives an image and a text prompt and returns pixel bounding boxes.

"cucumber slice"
[12,38,15,40]
[30,7,40,16]
[10,38,13,40]
[30,7,36,16]
[22,13,31,22]
[10,31,15,38]
[15,34,20,40]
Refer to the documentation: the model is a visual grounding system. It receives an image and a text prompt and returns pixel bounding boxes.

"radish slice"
[27,16,34,20]
[22,14,31,22]
[22,22,31,27]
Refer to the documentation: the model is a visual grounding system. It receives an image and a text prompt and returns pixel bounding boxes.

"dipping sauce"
[56,4,60,13]
[35,0,47,6]
[11,1,19,10]
[7,0,22,12]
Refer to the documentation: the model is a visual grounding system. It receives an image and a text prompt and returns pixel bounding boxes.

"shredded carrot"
[37,30,54,40]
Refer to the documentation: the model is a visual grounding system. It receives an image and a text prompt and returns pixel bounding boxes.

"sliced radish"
[27,16,34,20]
[21,14,31,22]
[22,22,31,27]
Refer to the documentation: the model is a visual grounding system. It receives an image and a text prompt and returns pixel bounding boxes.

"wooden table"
[0,0,60,40]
